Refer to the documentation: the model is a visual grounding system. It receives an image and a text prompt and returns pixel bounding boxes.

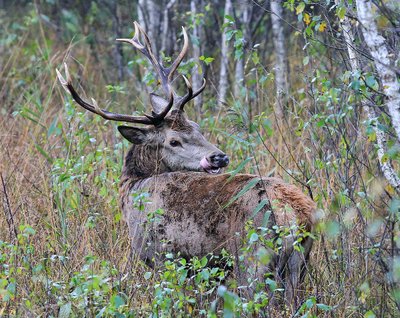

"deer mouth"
[200,158,221,174]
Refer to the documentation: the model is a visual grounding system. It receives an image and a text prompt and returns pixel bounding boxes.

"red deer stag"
[57,22,316,306]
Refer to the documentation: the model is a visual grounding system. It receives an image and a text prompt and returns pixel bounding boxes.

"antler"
[117,21,206,112]
[56,21,206,126]
[56,63,168,125]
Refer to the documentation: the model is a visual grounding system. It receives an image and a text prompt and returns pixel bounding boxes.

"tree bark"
[218,0,232,106]
[270,0,288,119]
[111,2,124,82]
[356,0,400,143]
[234,1,250,98]
[339,4,400,191]
[191,0,203,114]
[137,0,146,29]
[137,0,160,58]
[161,0,177,54]
[146,0,160,58]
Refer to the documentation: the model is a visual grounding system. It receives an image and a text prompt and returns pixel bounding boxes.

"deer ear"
[118,126,150,144]
[150,93,169,114]
[188,120,200,130]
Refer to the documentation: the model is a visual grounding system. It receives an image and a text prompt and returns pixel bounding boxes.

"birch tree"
[137,0,146,31]
[190,0,203,114]
[338,5,400,191]
[111,2,124,81]
[356,0,400,143]
[270,0,288,119]
[160,0,177,54]
[137,0,161,57]
[218,0,232,106]
[234,1,251,98]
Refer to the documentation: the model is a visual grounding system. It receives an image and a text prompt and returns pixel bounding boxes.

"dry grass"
[0,4,399,318]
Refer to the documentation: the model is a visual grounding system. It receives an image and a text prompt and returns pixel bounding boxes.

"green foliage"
[222,15,245,60]
[1,0,399,317]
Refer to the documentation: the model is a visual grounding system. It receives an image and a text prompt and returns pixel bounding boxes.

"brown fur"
[120,169,316,306]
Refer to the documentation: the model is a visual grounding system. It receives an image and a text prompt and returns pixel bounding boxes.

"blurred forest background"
[1,0,400,317]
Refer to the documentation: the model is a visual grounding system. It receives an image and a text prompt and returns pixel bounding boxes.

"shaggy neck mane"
[122,144,162,182]
[120,110,193,186]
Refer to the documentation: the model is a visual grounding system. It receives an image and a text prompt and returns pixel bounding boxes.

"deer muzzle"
[200,152,230,174]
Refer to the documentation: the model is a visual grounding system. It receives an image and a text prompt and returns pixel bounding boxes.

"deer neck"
[120,144,167,187]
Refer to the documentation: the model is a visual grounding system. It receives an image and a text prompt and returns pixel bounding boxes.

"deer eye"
[169,140,182,147]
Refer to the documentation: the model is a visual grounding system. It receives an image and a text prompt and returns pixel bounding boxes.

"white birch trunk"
[339,4,400,191]
[161,0,177,54]
[234,58,244,98]
[137,0,146,29]
[146,0,160,57]
[356,0,400,143]
[112,3,124,81]
[270,0,288,119]
[218,0,232,106]
[191,0,203,114]
[234,1,250,98]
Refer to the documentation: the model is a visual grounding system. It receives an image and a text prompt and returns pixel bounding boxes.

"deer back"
[120,171,316,264]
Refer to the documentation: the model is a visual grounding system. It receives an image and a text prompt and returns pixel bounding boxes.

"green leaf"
[35,144,53,164]
[144,272,152,280]
[249,232,259,243]
[111,295,125,308]
[223,178,261,208]
[296,2,305,15]
[201,268,210,280]
[224,15,235,22]
[200,256,208,267]
[305,297,316,308]
[59,302,72,318]
[325,221,340,238]
[265,278,277,291]
[364,311,376,318]
[250,199,270,219]
[337,6,346,20]
[227,157,253,181]
[316,303,332,311]
[365,75,376,87]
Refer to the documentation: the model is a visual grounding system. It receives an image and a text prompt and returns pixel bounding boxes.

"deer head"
[57,22,229,177]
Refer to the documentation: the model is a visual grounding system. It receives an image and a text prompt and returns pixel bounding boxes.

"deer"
[57,22,316,308]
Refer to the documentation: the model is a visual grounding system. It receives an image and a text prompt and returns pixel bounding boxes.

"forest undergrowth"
[1,1,399,317]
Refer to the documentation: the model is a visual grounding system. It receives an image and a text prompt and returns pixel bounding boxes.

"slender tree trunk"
[137,0,146,29]
[218,0,232,106]
[137,0,160,57]
[161,0,177,54]
[191,0,203,114]
[234,1,250,98]
[338,7,400,191]
[146,0,160,57]
[356,0,400,143]
[112,2,124,82]
[270,0,288,119]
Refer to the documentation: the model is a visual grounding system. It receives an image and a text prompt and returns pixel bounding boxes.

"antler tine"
[176,77,207,111]
[117,22,170,94]
[167,27,189,82]
[176,75,193,111]
[192,78,207,100]
[153,90,175,119]
[56,63,155,125]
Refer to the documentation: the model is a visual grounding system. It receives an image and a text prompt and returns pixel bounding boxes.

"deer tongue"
[200,158,221,174]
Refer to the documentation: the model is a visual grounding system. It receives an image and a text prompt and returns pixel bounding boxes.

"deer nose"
[209,152,230,168]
